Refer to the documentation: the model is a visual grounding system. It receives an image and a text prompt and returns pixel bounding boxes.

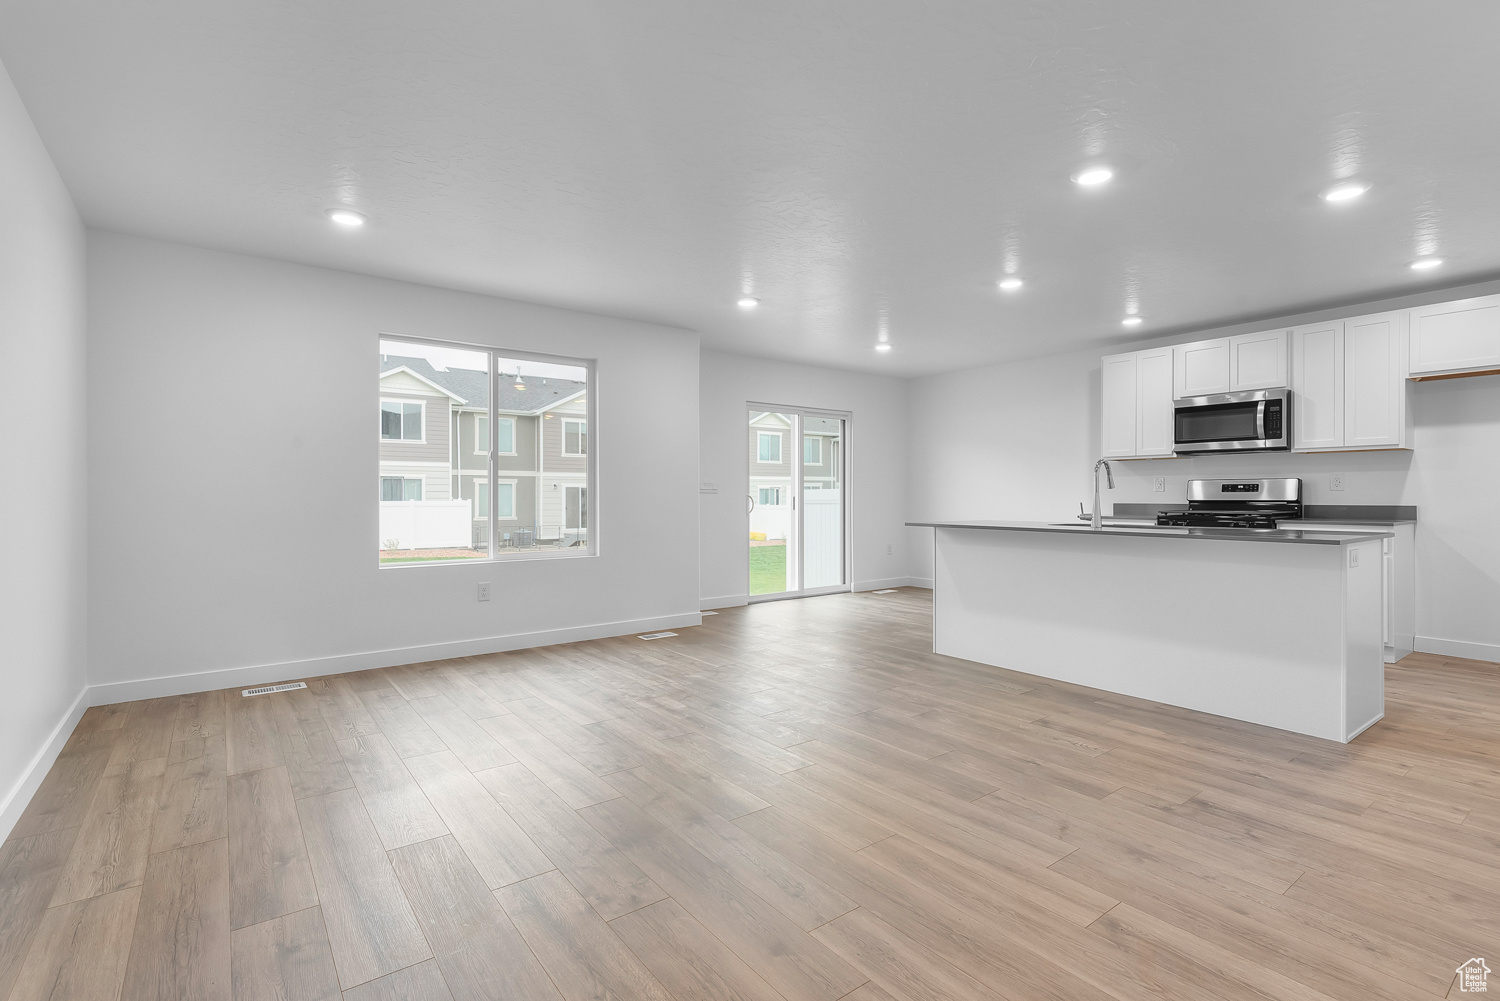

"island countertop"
[905,520,1392,546]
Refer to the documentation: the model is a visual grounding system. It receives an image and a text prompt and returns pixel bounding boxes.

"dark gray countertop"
[906,520,1393,546]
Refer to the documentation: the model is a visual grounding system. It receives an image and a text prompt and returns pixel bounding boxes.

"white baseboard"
[852,576,932,592]
[701,594,748,610]
[1414,635,1500,665]
[0,686,89,843]
[89,611,704,706]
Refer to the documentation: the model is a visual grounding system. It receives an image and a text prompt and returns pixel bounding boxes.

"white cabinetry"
[1291,311,1409,451]
[1408,294,1500,378]
[1101,352,1138,458]
[1173,331,1288,398]
[1228,330,1289,390]
[1101,347,1175,459]
[1173,339,1231,398]
[1279,522,1415,662]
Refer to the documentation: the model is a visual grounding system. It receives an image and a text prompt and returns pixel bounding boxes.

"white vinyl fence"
[803,489,842,588]
[380,500,471,550]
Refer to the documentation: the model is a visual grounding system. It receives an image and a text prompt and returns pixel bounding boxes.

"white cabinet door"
[1292,320,1344,450]
[1135,347,1175,456]
[1173,339,1231,399]
[1101,352,1138,457]
[1344,311,1405,448]
[1409,295,1500,375]
[1228,330,1289,390]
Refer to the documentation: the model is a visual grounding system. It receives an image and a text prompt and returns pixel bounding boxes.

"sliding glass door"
[747,407,847,600]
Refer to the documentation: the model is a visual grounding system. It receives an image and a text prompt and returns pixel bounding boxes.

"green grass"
[749,543,787,595]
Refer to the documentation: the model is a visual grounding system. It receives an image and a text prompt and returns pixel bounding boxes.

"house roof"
[380,355,585,415]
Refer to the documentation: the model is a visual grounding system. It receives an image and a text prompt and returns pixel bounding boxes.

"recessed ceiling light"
[327,208,366,227]
[1072,167,1113,187]
[875,343,892,352]
[997,277,1024,291]
[1409,257,1444,270]
[1122,316,1143,327]
[1321,182,1369,203]
[737,296,759,309]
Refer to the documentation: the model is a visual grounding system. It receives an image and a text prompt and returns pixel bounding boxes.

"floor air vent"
[871,589,898,594]
[637,631,678,640]
[242,682,309,697]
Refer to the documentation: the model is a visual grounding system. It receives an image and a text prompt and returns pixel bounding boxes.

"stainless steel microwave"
[1173,389,1291,454]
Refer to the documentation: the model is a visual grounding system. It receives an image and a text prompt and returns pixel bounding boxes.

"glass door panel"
[801,416,845,590]
[748,411,796,596]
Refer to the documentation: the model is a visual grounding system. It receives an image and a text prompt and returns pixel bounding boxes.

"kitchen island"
[907,521,1391,742]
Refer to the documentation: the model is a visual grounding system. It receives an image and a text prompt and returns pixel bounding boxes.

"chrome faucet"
[1091,459,1114,531]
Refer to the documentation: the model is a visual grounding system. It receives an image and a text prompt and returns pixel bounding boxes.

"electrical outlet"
[1152,476,1166,493]
[1349,548,1360,568]
[1330,473,1345,492]
[477,582,491,602]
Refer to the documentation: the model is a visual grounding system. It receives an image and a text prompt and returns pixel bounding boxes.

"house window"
[563,420,587,456]
[380,337,593,565]
[381,477,423,501]
[758,486,782,506]
[565,485,587,531]
[758,432,781,462]
[380,401,424,441]
[803,436,821,464]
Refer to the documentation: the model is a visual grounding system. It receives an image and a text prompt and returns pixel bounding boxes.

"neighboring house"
[380,355,587,548]
[747,411,841,541]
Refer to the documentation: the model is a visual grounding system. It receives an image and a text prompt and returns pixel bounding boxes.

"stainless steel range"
[1156,477,1303,529]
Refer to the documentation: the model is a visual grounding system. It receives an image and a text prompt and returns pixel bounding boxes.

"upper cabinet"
[1172,330,1288,399]
[1408,295,1500,378]
[1102,347,1174,459]
[1227,330,1290,391]
[1172,339,1230,398]
[1291,311,1410,452]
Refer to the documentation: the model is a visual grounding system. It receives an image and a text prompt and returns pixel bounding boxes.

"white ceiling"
[4,1,1499,375]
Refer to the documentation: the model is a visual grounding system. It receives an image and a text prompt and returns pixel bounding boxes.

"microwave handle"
[1256,400,1267,440]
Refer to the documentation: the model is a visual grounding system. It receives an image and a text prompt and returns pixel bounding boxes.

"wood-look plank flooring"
[2,588,1498,1000]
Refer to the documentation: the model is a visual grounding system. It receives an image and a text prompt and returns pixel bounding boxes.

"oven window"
[1176,402,1260,443]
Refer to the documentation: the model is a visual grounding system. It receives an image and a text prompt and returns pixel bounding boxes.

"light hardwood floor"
[2,588,1497,1000]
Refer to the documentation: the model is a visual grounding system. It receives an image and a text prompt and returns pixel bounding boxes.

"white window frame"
[491,478,517,521]
[379,334,596,567]
[380,475,425,502]
[757,431,782,463]
[564,484,588,531]
[473,413,488,454]
[803,435,821,465]
[562,419,587,456]
[380,398,427,443]
[494,416,517,456]
[757,486,783,506]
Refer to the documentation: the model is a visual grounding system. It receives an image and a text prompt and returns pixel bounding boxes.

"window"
[758,486,782,506]
[381,401,424,441]
[563,420,587,456]
[758,431,781,463]
[803,436,821,464]
[565,486,587,531]
[381,477,423,501]
[474,416,515,455]
[380,337,592,565]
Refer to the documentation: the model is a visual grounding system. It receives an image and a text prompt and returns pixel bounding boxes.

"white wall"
[909,283,1500,662]
[87,232,701,701]
[0,59,89,836]
[700,350,914,606]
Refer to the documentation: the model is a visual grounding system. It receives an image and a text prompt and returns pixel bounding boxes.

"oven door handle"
[1256,400,1267,441]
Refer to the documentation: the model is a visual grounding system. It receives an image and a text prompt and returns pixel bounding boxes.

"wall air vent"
[637,632,678,640]
[241,682,309,697]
